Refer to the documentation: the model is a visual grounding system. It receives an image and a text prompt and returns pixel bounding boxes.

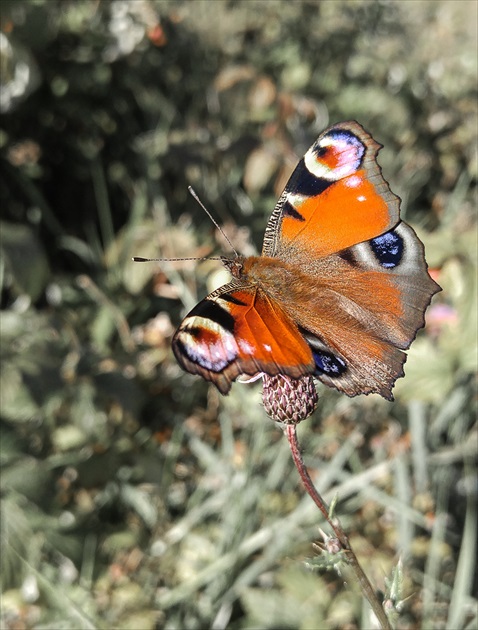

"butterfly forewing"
[262,121,400,260]
[172,282,314,394]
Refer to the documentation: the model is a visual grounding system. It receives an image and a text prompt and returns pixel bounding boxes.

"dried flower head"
[262,374,318,424]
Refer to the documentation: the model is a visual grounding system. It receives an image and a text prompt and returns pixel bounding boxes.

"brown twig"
[285,423,393,630]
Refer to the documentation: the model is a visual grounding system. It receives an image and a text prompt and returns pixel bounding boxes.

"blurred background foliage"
[0,1,476,628]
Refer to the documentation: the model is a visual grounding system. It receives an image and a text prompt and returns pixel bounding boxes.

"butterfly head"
[221,255,246,280]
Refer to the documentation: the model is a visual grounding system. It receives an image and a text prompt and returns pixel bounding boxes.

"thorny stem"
[285,423,393,630]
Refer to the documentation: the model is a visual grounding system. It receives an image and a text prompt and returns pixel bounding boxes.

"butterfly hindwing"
[290,225,439,399]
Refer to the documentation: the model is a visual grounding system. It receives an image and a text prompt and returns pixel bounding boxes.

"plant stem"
[285,423,393,630]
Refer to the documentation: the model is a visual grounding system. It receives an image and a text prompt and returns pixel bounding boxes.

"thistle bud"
[262,374,318,424]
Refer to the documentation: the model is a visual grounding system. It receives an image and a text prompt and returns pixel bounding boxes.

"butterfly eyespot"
[371,230,404,268]
[305,129,366,182]
[175,332,237,372]
[174,315,239,373]
[312,350,347,377]
[323,128,365,153]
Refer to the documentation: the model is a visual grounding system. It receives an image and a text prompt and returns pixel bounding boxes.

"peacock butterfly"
[172,121,441,401]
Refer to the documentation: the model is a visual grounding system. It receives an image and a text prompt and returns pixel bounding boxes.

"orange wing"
[262,121,400,260]
[172,282,314,394]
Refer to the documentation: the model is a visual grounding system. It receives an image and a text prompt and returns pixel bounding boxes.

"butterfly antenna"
[188,186,238,256]
[132,256,222,262]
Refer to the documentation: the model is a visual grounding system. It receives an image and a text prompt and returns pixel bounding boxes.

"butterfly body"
[172,121,441,400]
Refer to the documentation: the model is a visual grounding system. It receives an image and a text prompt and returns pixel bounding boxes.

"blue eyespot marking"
[370,230,404,268]
[312,350,347,377]
[316,129,365,161]
[326,129,365,150]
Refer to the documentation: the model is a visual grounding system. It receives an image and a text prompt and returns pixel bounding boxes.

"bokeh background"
[1,1,476,628]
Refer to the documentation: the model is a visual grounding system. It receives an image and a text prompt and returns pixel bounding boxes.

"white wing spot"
[238,338,254,355]
[346,175,362,188]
